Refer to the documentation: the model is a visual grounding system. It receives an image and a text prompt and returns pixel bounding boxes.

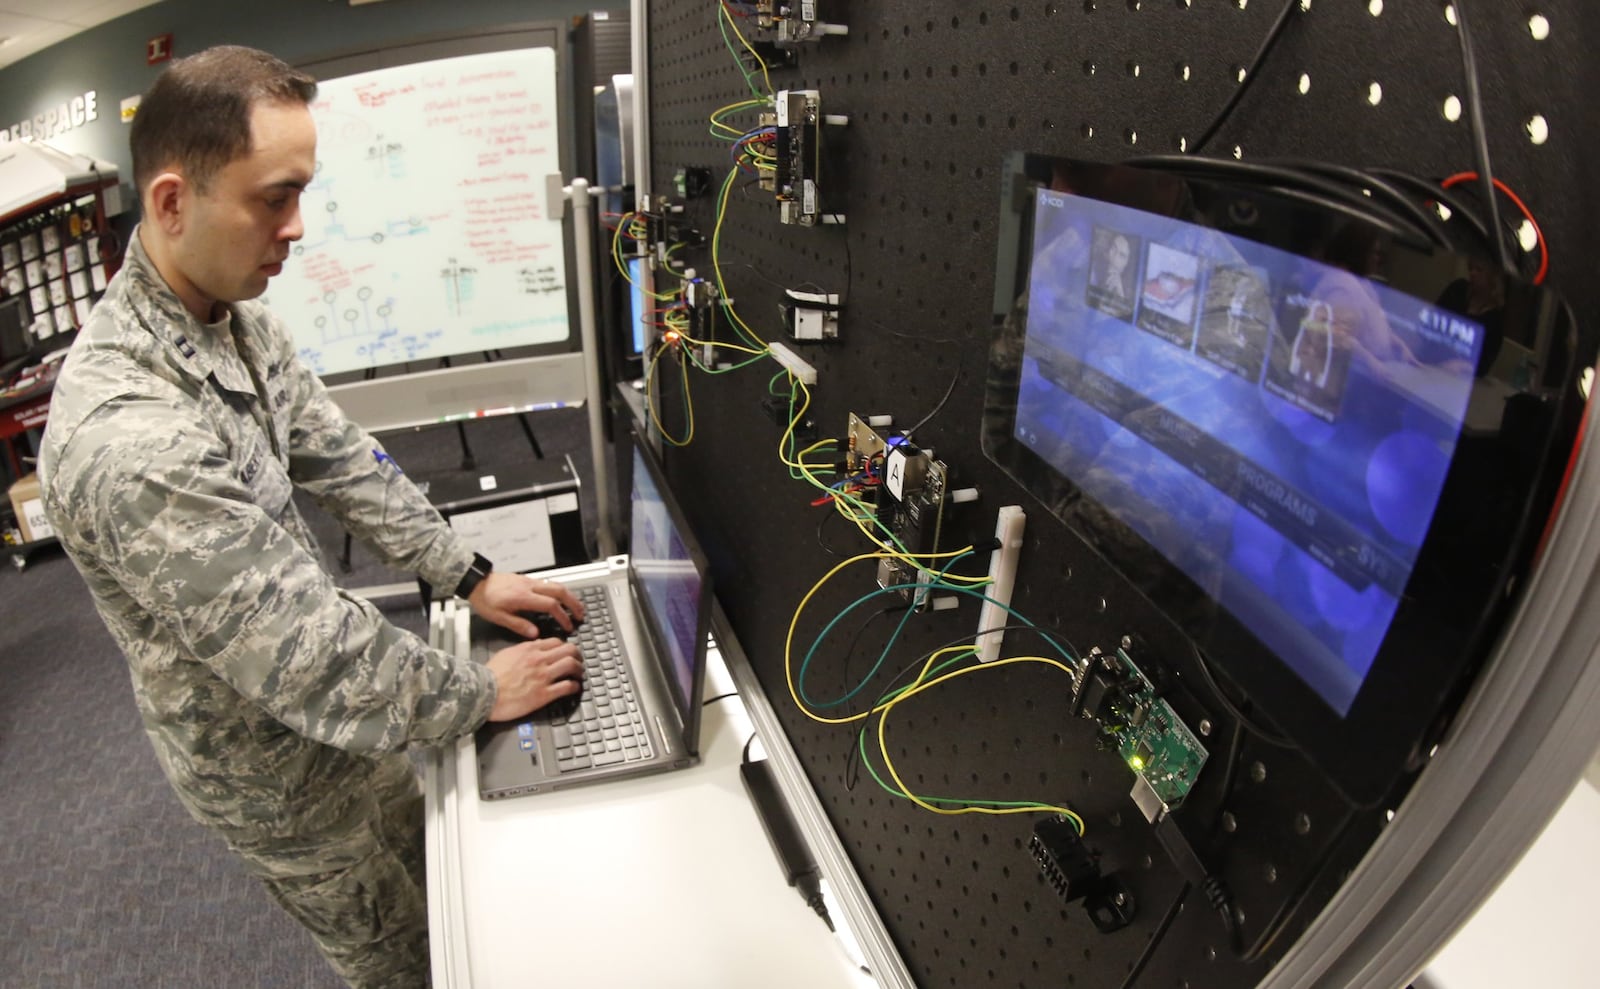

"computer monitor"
[984,155,1593,803]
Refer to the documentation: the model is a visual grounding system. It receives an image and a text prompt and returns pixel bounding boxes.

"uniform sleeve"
[50,396,496,753]
[268,313,475,594]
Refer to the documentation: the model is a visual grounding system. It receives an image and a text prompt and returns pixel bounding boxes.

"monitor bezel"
[983,154,1593,805]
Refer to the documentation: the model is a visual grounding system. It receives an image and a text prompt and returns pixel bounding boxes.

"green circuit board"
[1112,648,1208,807]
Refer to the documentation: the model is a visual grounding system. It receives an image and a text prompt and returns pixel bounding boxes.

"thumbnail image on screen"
[1016,190,1483,715]
[630,448,703,710]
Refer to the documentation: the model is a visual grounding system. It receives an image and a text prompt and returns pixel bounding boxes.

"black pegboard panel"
[644,2,1599,986]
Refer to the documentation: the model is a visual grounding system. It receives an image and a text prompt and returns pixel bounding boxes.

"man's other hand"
[469,571,587,638]
[485,639,583,722]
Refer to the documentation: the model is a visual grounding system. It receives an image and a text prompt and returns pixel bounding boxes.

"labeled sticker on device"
[885,447,910,500]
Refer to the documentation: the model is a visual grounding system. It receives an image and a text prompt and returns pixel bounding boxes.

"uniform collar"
[124,227,258,398]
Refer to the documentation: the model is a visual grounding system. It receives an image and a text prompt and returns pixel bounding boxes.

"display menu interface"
[1016,191,1483,714]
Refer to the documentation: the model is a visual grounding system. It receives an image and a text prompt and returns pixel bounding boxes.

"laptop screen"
[626,257,649,356]
[629,446,705,713]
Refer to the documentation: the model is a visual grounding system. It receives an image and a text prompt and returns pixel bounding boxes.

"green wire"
[717,5,764,100]
[858,729,1082,822]
[708,99,766,142]
[851,653,1081,829]
[711,167,771,352]
[799,579,1072,709]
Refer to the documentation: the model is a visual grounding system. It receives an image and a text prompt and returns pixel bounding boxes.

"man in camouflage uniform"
[39,47,587,988]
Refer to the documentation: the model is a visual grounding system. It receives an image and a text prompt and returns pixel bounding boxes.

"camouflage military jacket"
[39,229,495,854]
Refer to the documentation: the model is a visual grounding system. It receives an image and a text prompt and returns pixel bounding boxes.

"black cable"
[814,504,852,557]
[742,731,758,765]
[1451,0,1513,275]
[901,367,962,442]
[867,317,965,347]
[702,692,739,707]
[1188,640,1294,748]
[1128,155,1436,250]
[1190,0,1304,155]
[1268,158,1453,250]
[1367,167,1495,252]
[838,604,908,709]
[1119,882,1192,989]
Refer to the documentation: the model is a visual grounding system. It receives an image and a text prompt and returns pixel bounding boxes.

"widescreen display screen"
[1015,191,1484,714]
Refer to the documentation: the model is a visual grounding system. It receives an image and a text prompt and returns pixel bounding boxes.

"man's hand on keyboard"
[470,571,587,639]
[485,639,585,722]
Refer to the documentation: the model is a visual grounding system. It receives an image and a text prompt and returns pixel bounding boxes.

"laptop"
[472,443,712,799]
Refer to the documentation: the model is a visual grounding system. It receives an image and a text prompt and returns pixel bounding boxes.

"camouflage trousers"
[231,753,431,989]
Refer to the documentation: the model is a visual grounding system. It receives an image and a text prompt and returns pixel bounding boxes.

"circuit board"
[842,413,952,607]
[1076,646,1209,808]
[1112,647,1208,807]
[759,90,822,225]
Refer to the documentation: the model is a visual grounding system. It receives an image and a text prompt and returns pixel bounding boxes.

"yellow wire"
[877,655,1086,832]
[825,496,993,584]
[777,375,814,469]
[645,345,694,447]
[710,97,767,137]
[612,212,674,302]
[713,165,769,348]
[674,331,767,358]
[721,3,772,95]
[785,550,983,725]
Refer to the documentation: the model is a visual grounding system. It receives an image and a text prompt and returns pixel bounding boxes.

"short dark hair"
[130,45,317,196]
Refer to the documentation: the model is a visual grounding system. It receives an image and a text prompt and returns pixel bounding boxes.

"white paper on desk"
[447,498,556,573]
[91,265,107,292]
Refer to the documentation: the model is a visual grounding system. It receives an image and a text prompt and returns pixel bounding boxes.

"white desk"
[424,600,879,989]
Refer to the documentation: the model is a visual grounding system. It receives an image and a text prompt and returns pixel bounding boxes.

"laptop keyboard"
[536,585,655,772]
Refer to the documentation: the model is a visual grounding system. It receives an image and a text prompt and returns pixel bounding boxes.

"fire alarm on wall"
[147,34,173,66]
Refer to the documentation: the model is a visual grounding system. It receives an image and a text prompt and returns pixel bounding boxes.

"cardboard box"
[8,472,54,543]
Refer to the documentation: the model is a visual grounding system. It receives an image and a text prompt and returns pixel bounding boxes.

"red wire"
[1439,172,1549,285]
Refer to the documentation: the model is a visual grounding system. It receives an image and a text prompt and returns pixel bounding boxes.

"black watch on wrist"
[454,553,494,600]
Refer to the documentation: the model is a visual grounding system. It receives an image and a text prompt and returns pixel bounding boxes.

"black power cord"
[1127,154,1441,251]
[1450,0,1512,275]
[1191,0,1305,155]
[740,757,835,931]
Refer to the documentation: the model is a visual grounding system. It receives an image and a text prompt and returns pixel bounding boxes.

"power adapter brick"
[739,758,833,931]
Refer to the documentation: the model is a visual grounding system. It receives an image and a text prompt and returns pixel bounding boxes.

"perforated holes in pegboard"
[645,2,1600,987]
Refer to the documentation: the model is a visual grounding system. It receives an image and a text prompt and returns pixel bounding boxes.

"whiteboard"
[263,48,570,376]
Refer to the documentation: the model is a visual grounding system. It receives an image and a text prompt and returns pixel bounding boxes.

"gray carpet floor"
[0,408,594,988]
